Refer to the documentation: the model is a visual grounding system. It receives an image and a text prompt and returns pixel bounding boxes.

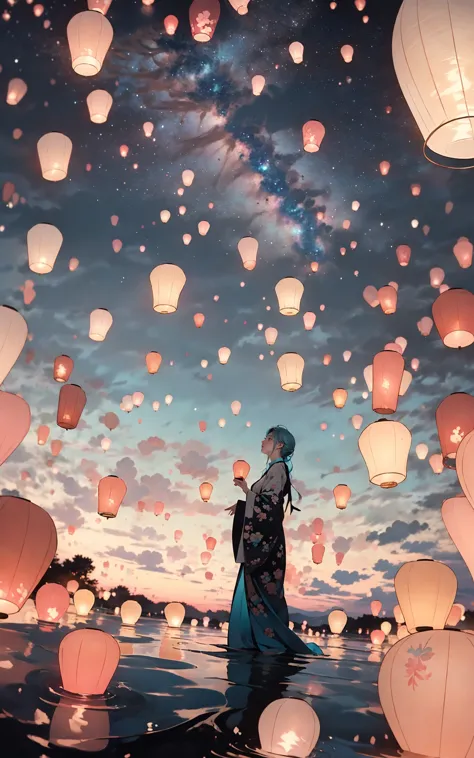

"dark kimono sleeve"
[242,462,286,573]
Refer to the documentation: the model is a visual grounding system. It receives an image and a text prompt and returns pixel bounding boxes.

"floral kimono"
[228,460,322,655]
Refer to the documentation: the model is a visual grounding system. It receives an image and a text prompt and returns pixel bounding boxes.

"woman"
[226,426,322,655]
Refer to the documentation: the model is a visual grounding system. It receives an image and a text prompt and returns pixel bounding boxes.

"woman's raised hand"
[233,477,249,494]
[225,504,237,516]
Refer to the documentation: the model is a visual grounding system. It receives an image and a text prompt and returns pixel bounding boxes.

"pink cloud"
[138,436,166,456]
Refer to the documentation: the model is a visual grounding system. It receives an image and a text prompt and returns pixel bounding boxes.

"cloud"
[137,436,166,456]
[108,546,165,572]
[367,520,429,546]
[167,545,187,561]
[401,540,437,553]
[332,536,352,554]
[176,449,219,481]
[373,559,399,580]
[332,570,369,585]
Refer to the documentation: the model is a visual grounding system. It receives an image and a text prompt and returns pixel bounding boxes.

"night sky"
[1,0,473,617]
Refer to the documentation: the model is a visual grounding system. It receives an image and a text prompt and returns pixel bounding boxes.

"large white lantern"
[393,0,474,169]
[395,559,456,633]
[164,602,185,628]
[258,698,320,758]
[67,11,113,77]
[328,609,347,635]
[358,419,411,488]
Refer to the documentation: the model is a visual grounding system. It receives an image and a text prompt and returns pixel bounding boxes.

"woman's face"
[261,432,281,456]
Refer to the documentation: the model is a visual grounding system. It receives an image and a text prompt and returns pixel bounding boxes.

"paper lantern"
[35,583,70,624]
[302,120,325,152]
[218,346,231,364]
[57,384,86,430]
[378,285,397,314]
[275,278,304,315]
[371,600,382,616]
[379,628,474,758]
[228,0,249,12]
[27,223,63,274]
[89,308,113,341]
[328,609,347,634]
[146,351,162,374]
[233,459,250,479]
[98,475,126,519]
[363,285,379,307]
[371,629,385,645]
[446,603,463,627]
[164,14,179,34]
[435,393,474,468]
[150,264,186,314]
[457,429,474,508]
[206,537,217,551]
[189,0,220,42]
[73,588,95,617]
[277,353,304,392]
[53,355,74,383]
[352,414,363,430]
[164,602,185,628]
[312,543,325,564]
[200,482,213,502]
[396,244,411,266]
[453,237,473,269]
[37,425,50,446]
[393,0,474,168]
[0,392,31,466]
[416,443,428,460]
[101,437,111,452]
[430,267,445,288]
[194,313,205,328]
[6,78,27,105]
[333,388,347,408]
[289,41,304,63]
[87,0,113,13]
[442,496,474,581]
[359,419,411,488]
[86,89,113,123]
[37,133,72,181]
[251,74,265,96]
[67,11,113,76]
[429,453,443,474]
[132,391,144,408]
[303,312,316,330]
[379,160,391,175]
[238,237,258,270]
[143,121,154,137]
[418,316,434,336]
[394,605,405,624]
[333,484,351,510]
[120,600,141,626]
[51,440,63,457]
[0,495,57,613]
[372,350,404,414]
[165,394,173,406]
[230,400,241,415]
[59,629,120,696]
[399,370,412,396]
[67,579,79,594]
[395,559,456,633]
[340,44,354,63]
[198,220,210,236]
[258,698,320,758]
[432,288,474,348]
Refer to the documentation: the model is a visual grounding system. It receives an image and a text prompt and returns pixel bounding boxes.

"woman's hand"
[225,504,237,516]
[233,477,249,494]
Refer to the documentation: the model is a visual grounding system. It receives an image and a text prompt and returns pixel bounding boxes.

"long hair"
[266,425,302,505]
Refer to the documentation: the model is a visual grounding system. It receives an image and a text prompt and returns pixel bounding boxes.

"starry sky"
[1,0,473,617]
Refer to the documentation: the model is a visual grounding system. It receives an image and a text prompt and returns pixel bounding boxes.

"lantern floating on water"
[37,133,72,181]
[200,482,213,502]
[89,308,113,341]
[251,74,265,96]
[275,277,304,315]
[150,264,186,314]
[35,583,70,624]
[67,11,113,77]
[371,600,382,617]
[378,285,397,314]
[432,288,474,349]
[0,495,56,614]
[57,384,87,430]
[277,353,304,392]
[435,393,474,469]
[120,600,141,626]
[333,484,351,510]
[371,629,385,646]
[372,350,404,414]
[146,351,162,374]
[359,419,411,488]
[333,388,347,408]
[164,14,178,34]
[6,78,27,105]
[289,41,304,63]
[233,459,250,479]
[238,237,258,270]
[86,90,113,123]
[258,698,320,758]
[302,120,325,152]
[59,629,120,696]
[73,588,95,617]
[165,602,185,628]
[98,475,127,519]
[341,44,354,62]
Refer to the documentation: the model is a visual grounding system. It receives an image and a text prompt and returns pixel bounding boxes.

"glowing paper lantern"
[87,0,113,13]
[265,327,278,345]
[446,603,463,626]
[37,133,72,181]
[150,264,186,314]
[333,388,347,408]
[432,288,474,348]
[120,600,141,626]
[363,285,379,307]
[289,41,304,64]
[189,0,220,41]
[218,346,231,364]
[86,90,113,124]
[453,237,473,269]
[371,629,385,645]
[396,244,411,266]
[194,313,205,328]
[146,351,162,374]
[303,312,316,330]
[275,277,304,316]
[341,44,354,63]
[395,559,456,634]
[258,698,320,758]
[51,440,63,457]
[352,414,363,430]
[371,600,382,617]
[372,350,404,414]
[302,121,325,152]
[418,316,433,336]
[251,75,265,96]
[103,412,119,431]
[231,400,241,416]
[435,393,474,469]
[0,392,30,465]
[27,223,63,274]
[101,437,111,452]
[198,220,210,236]
[228,0,249,12]
[200,482,213,502]
[53,355,74,383]
[67,579,79,594]
[429,453,443,474]
[88,308,113,342]
[359,419,411,488]
[393,0,474,169]
[416,443,428,460]
[164,14,179,34]
[430,267,445,288]
[165,394,173,406]
[379,160,391,176]
[238,237,258,270]
[57,384,87,430]
[312,543,325,564]
[394,605,405,624]
[0,495,57,614]
[59,629,120,696]
[328,609,347,635]
[378,285,397,314]
[333,484,351,510]
[69,257,79,271]
[143,121,154,137]
[67,11,113,77]
[37,425,50,446]
[457,429,474,508]
[133,392,144,406]
[73,588,95,616]
[98,475,127,519]
[442,496,474,581]
[277,353,304,392]
[35,583,69,624]
[6,78,27,105]
[233,459,250,479]
[164,602,185,628]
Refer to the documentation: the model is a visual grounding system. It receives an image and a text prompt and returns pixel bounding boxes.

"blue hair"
[266,425,296,472]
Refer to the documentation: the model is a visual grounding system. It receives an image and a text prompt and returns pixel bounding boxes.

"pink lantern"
[189,0,220,43]
[201,551,211,566]
[378,285,397,314]
[0,391,31,466]
[206,536,217,551]
[453,237,473,269]
[302,120,325,152]
[303,311,316,330]
[417,316,434,336]
[396,244,411,266]
[164,14,179,34]
[363,285,379,307]
[98,475,127,519]
[372,350,404,414]
[436,393,474,469]
[53,355,74,383]
[457,430,474,508]
[379,160,391,175]
[432,288,474,349]
[35,583,70,623]
[335,551,344,566]
[57,384,87,430]
[312,543,325,564]
[0,496,57,614]
[442,496,474,581]
[312,517,323,536]
[430,267,445,288]
[370,629,385,645]
[371,600,382,616]
[59,629,120,696]
[333,484,351,510]
[67,579,79,594]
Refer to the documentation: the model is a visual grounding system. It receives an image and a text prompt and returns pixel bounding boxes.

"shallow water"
[0,611,400,757]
